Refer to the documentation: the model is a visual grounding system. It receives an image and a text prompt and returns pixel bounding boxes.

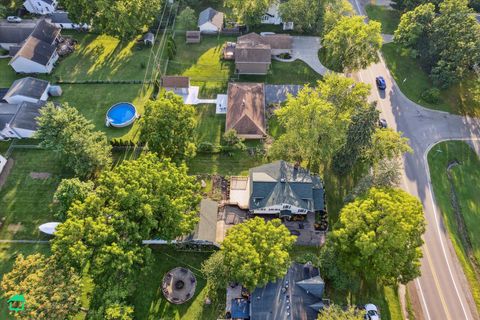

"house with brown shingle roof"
[226,83,266,139]
[162,76,190,95]
[234,32,292,75]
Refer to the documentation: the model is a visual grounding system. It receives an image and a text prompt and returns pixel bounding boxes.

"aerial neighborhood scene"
[0,0,479,319]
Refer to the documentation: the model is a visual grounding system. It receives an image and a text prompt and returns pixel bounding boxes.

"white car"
[7,16,22,23]
[365,304,380,320]
[260,32,275,36]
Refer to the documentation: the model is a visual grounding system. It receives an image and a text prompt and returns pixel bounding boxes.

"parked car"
[7,16,22,23]
[379,118,387,129]
[260,32,275,36]
[376,76,386,90]
[365,304,380,320]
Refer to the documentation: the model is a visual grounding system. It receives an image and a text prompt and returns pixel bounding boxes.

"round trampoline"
[105,102,138,128]
[162,267,197,304]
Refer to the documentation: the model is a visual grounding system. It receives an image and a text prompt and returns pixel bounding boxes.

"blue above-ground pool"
[106,102,138,128]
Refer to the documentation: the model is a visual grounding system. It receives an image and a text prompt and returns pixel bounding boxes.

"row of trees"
[394,0,480,88]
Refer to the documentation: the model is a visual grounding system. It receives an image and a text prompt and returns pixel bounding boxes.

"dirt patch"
[7,223,24,234]
[30,172,51,180]
[0,158,15,190]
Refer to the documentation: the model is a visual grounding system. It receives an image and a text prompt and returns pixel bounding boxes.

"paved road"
[351,0,480,319]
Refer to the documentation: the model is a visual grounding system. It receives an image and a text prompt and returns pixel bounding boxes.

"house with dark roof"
[250,262,325,320]
[234,32,292,75]
[198,7,224,33]
[248,160,325,217]
[9,19,60,74]
[24,0,58,15]
[46,11,89,30]
[226,83,266,139]
[0,101,46,140]
[3,77,50,105]
[0,24,35,51]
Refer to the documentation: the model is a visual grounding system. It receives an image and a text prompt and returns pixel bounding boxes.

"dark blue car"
[376,76,386,90]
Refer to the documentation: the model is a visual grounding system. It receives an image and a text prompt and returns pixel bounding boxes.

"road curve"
[348,0,480,319]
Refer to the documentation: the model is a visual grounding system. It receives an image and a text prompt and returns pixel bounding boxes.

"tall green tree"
[279,0,321,33]
[52,178,94,220]
[323,15,382,72]
[225,0,273,25]
[62,0,162,39]
[52,153,200,317]
[268,73,371,172]
[1,254,82,320]
[140,92,197,162]
[222,217,296,290]
[201,251,229,299]
[364,128,412,165]
[320,0,354,35]
[318,304,364,320]
[177,6,196,30]
[331,187,426,284]
[332,103,380,175]
[35,103,112,178]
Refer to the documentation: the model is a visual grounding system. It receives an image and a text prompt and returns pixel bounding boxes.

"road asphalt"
[349,0,480,319]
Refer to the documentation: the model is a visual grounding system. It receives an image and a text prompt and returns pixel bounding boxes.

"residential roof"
[234,43,271,63]
[10,101,45,131]
[231,299,250,319]
[3,77,49,101]
[198,7,224,29]
[0,88,9,102]
[11,36,57,66]
[186,31,201,38]
[0,103,20,131]
[161,76,189,88]
[226,83,266,137]
[0,25,34,44]
[251,262,325,320]
[249,160,325,211]
[30,19,60,44]
[192,199,218,243]
[48,11,73,24]
[237,32,292,50]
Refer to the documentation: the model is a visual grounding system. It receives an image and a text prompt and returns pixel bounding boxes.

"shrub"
[198,141,216,153]
[421,88,441,103]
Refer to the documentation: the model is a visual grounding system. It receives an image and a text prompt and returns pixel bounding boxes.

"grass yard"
[132,247,225,320]
[51,83,151,141]
[428,141,480,310]
[51,32,161,82]
[241,60,322,86]
[382,43,480,116]
[0,149,72,240]
[0,59,21,87]
[365,5,401,34]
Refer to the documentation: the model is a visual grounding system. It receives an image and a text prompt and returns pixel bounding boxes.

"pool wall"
[106,102,138,128]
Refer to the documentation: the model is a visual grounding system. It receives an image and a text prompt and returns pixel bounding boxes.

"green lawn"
[0,59,21,87]
[382,43,480,116]
[241,60,322,86]
[0,149,72,240]
[132,247,225,320]
[365,5,401,34]
[428,141,480,311]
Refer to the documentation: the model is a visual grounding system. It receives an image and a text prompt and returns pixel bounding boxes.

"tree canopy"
[318,304,364,320]
[222,217,296,290]
[177,6,197,30]
[331,187,426,284]
[279,0,321,33]
[140,92,197,162]
[35,103,112,178]
[62,0,163,39]
[225,0,272,25]
[268,73,371,172]
[1,254,82,320]
[323,15,382,72]
[395,0,480,87]
[365,128,413,165]
[52,178,94,221]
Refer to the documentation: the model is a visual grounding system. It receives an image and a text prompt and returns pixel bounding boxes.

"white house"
[9,20,61,74]
[24,0,58,15]
[248,161,325,217]
[47,11,89,30]
[198,7,224,33]
[261,1,294,30]
[0,101,45,140]
[3,77,50,105]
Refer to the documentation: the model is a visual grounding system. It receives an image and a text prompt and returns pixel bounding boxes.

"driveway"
[265,85,302,105]
[291,36,329,76]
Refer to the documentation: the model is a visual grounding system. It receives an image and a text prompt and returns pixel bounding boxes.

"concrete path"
[180,86,216,105]
[351,0,480,318]
[291,36,329,76]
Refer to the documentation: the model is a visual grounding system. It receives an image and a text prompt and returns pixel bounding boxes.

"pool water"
[106,103,137,127]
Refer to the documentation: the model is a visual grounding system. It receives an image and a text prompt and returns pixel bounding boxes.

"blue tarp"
[231,298,249,319]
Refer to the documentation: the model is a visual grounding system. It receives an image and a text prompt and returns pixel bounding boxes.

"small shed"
[48,85,63,97]
[143,32,155,46]
[161,76,190,95]
[186,31,201,44]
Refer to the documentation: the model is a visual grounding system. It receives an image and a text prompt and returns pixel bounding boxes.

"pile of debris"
[57,36,77,56]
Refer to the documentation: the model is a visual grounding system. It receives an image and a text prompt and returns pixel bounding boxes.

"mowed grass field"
[428,141,480,311]
[365,5,401,34]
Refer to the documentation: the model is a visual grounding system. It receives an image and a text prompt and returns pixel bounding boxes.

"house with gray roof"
[0,101,46,140]
[24,0,58,15]
[0,24,35,51]
[9,19,61,74]
[248,160,325,217]
[3,77,50,105]
[198,7,224,33]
